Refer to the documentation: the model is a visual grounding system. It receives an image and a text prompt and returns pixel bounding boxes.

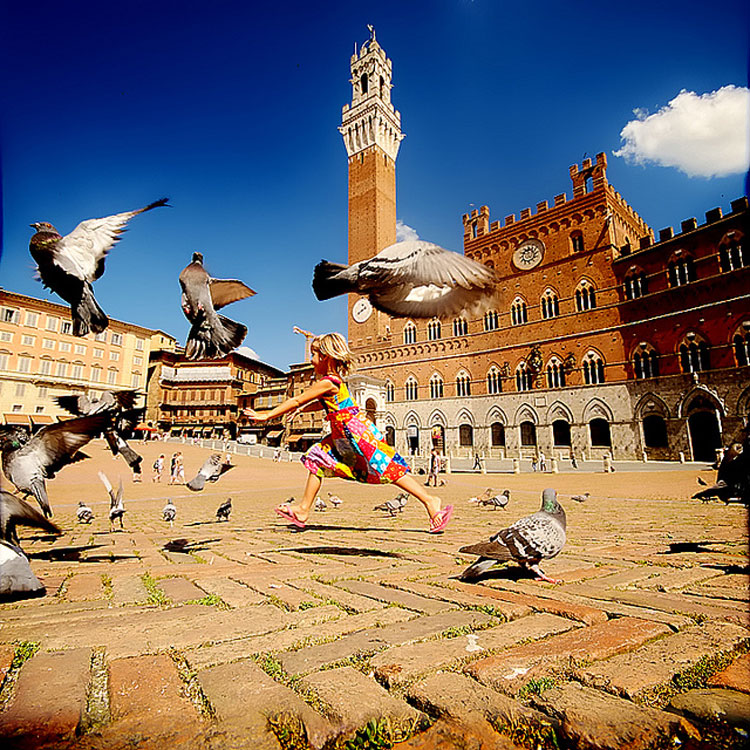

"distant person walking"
[426,447,440,487]
[152,454,165,483]
[538,451,547,472]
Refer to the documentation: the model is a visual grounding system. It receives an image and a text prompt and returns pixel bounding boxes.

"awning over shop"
[4,414,31,426]
[289,432,321,440]
[266,430,284,439]
[135,423,157,431]
[31,415,55,425]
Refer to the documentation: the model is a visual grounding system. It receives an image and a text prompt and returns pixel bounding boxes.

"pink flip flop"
[429,504,454,534]
[275,505,306,529]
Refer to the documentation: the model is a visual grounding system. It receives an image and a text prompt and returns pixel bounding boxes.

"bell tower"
[340,27,404,347]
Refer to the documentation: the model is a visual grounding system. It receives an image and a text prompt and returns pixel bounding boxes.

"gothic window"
[589,418,612,446]
[633,344,660,379]
[511,297,528,326]
[487,366,503,395]
[546,358,566,388]
[541,289,560,319]
[575,280,596,311]
[459,424,474,447]
[719,232,746,272]
[515,363,533,392]
[427,319,441,341]
[405,377,418,401]
[453,317,468,336]
[491,422,506,446]
[456,371,471,397]
[733,324,750,366]
[403,321,417,345]
[552,420,572,446]
[520,421,537,446]
[667,254,696,287]
[582,351,605,384]
[429,373,444,399]
[484,310,499,331]
[679,335,711,373]
[385,380,395,402]
[624,267,648,299]
[360,74,368,95]
[643,415,668,448]
[571,231,584,253]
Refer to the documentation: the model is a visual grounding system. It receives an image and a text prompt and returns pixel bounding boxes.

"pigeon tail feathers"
[186,474,207,491]
[29,479,52,518]
[73,282,108,337]
[459,558,500,581]
[313,261,355,300]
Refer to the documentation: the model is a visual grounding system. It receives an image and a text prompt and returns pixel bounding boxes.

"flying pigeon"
[327,492,342,508]
[314,496,327,512]
[76,502,95,524]
[179,252,255,360]
[468,488,494,504]
[312,239,499,319]
[479,489,510,510]
[54,390,144,478]
[0,413,110,517]
[29,199,169,336]
[459,488,583,583]
[0,540,47,599]
[0,489,61,546]
[374,492,408,517]
[216,498,232,521]
[186,454,235,491]
[162,499,177,527]
[99,472,125,530]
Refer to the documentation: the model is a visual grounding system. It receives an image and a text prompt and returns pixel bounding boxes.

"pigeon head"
[30,222,59,234]
[0,426,30,450]
[540,488,560,512]
[192,252,204,264]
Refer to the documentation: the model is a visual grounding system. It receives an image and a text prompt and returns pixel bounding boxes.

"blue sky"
[1,0,748,370]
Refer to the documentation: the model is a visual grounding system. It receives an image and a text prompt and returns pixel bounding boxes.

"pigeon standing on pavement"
[0,413,110,517]
[76,501,95,524]
[327,492,342,508]
[186,454,235,491]
[29,199,169,336]
[162,499,177,527]
[313,239,499,319]
[216,498,232,522]
[99,472,125,530]
[692,435,749,504]
[479,489,510,510]
[54,390,144,478]
[459,488,584,583]
[314,496,327,512]
[0,489,61,546]
[374,492,408,517]
[179,252,255,360]
[570,492,590,503]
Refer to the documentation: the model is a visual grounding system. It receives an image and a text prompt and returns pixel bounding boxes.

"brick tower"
[339,27,404,346]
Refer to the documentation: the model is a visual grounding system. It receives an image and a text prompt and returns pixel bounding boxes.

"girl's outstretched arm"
[243,378,337,422]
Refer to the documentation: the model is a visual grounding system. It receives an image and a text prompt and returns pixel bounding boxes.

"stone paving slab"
[0,644,15,685]
[0,647,92,746]
[577,620,750,699]
[333,579,456,614]
[229,573,319,610]
[189,575,266,607]
[372,613,577,687]
[637,565,723,592]
[290,578,389,612]
[668,688,750,730]
[156,576,207,603]
[530,682,699,750]
[391,718,522,750]
[109,573,148,605]
[707,652,750,693]
[64,573,105,601]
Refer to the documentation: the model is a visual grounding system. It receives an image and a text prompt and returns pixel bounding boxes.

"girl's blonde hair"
[313,332,355,376]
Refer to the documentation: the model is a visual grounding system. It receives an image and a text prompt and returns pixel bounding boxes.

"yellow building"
[0,288,175,427]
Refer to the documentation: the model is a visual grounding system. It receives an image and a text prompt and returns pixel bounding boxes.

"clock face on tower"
[512,238,545,270]
[352,297,373,323]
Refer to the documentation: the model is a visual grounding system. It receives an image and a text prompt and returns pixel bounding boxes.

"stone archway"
[688,412,722,461]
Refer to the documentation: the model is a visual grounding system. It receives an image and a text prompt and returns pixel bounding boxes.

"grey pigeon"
[459,488,583,583]
[313,239,499,319]
[186,454,234,491]
[374,492,408,517]
[479,489,510,510]
[54,390,144,477]
[570,492,590,503]
[692,437,749,505]
[0,489,61,546]
[327,492,342,508]
[162,499,177,527]
[76,501,95,524]
[29,199,169,336]
[99,472,125,529]
[314,496,327,512]
[0,541,46,600]
[0,413,110,517]
[216,498,232,521]
[179,252,255,360]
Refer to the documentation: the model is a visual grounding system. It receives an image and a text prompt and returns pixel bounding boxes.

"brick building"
[340,31,749,463]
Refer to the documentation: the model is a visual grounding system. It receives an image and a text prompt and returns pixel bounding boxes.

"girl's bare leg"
[278,473,321,523]
[394,474,442,519]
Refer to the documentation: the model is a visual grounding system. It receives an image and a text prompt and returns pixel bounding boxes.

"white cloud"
[396,219,420,241]
[613,85,750,178]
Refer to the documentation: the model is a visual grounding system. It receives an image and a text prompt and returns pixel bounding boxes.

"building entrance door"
[688,411,721,461]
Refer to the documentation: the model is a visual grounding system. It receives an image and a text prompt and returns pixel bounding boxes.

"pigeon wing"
[209,279,256,310]
[30,413,109,478]
[111,390,139,411]
[498,514,566,563]
[458,540,513,561]
[53,394,91,416]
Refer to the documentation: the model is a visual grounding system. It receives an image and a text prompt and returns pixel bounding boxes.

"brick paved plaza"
[1,440,748,749]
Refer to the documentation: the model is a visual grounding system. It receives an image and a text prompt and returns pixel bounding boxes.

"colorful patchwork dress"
[302,376,410,484]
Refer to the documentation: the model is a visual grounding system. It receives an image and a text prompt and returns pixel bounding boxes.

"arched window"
[484,310,499,331]
[403,321,417,345]
[733,324,750,366]
[427,319,441,341]
[541,289,560,319]
[552,420,571,446]
[570,231,584,253]
[515,363,533,392]
[520,421,537,446]
[643,415,668,448]
[456,371,471,397]
[511,297,528,326]
[385,380,395,402]
[679,335,710,373]
[385,425,396,446]
[546,358,566,388]
[491,422,505,446]
[667,253,696,287]
[429,373,444,399]
[360,74,368,95]
[487,366,503,395]
[459,424,474,447]
[719,232,746,272]
[453,317,468,336]
[589,418,612,447]
[624,267,648,300]
[633,344,659,379]
[405,377,418,401]
[582,351,605,384]
[575,280,596,311]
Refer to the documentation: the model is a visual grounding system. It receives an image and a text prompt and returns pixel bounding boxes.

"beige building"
[0,288,175,427]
